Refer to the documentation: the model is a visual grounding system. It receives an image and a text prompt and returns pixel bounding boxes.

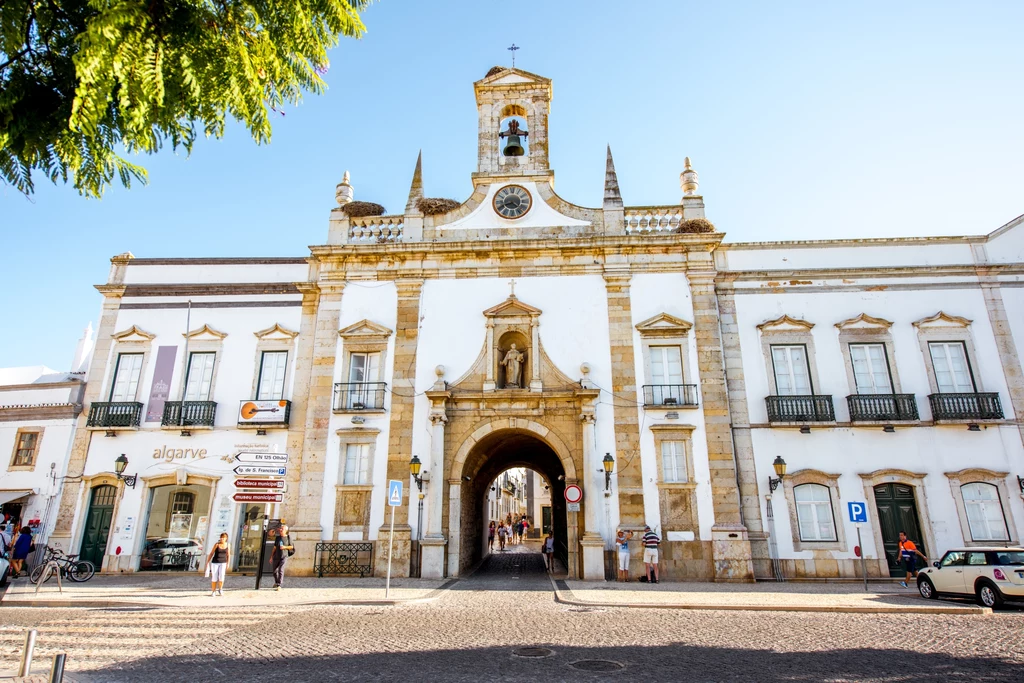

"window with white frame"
[348,352,380,384]
[961,482,1009,541]
[109,353,144,401]
[184,352,216,401]
[660,441,688,483]
[345,352,381,409]
[771,345,812,395]
[256,351,288,400]
[794,483,838,542]
[342,443,370,485]
[849,343,893,394]
[650,346,683,386]
[929,342,975,393]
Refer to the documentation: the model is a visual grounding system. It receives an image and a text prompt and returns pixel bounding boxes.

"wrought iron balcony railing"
[333,382,387,411]
[162,401,217,427]
[766,395,835,422]
[928,392,1003,420]
[642,384,699,407]
[87,402,143,428]
[238,399,291,426]
[847,394,919,422]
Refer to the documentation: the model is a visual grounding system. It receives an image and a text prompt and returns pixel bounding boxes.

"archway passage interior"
[458,430,567,574]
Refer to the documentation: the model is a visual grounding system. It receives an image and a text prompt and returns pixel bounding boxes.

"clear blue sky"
[2,1,1023,370]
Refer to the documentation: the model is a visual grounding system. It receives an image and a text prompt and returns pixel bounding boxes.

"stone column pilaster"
[285,282,341,573]
[602,272,645,534]
[373,279,423,577]
[688,271,754,582]
[49,282,126,553]
[420,388,449,578]
[579,402,606,580]
[979,281,1024,448]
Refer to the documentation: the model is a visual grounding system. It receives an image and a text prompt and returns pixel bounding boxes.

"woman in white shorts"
[206,533,231,596]
[615,529,633,581]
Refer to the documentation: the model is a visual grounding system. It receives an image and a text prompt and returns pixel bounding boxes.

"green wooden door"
[80,485,117,568]
[874,483,926,577]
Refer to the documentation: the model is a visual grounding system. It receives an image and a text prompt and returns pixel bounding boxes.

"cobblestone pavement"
[2,547,1022,682]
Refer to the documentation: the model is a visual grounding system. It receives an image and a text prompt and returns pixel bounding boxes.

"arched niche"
[497,330,530,389]
[498,104,529,157]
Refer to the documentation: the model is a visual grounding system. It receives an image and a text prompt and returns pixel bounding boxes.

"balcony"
[928,393,1003,421]
[847,394,919,422]
[333,382,387,412]
[87,402,143,429]
[766,395,835,423]
[161,401,217,428]
[238,399,291,427]
[642,384,699,408]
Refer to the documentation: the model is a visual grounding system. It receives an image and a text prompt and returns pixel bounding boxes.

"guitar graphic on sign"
[240,401,288,421]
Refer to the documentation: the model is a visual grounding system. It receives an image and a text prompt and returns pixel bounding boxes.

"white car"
[917,547,1024,608]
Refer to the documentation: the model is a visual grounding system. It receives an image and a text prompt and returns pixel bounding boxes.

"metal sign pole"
[255,515,268,590]
[857,525,867,591]
[385,504,396,598]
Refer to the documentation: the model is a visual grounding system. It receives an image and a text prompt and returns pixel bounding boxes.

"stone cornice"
[717,263,1024,284]
[121,283,301,297]
[0,379,83,392]
[0,403,81,422]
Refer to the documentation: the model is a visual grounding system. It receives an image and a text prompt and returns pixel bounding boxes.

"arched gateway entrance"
[446,421,581,578]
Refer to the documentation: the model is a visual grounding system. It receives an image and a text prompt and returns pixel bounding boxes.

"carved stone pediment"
[635,313,693,338]
[835,313,893,331]
[183,324,227,341]
[338,319,394,341]
[757,315,814,332]
[912,311,972,329]
[254,323,299,340]
[483,296,542,319]
[112,325,156,342]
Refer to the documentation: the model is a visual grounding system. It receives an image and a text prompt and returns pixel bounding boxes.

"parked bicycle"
[30,546,95,584]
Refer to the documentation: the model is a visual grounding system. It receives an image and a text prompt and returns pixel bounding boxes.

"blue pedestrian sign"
[848,501,868,524]
[388,480,403,507]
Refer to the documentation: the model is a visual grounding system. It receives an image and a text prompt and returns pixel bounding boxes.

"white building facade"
[46,67,1024,582]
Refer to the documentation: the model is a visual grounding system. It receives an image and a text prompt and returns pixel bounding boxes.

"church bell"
[503,135,525,157]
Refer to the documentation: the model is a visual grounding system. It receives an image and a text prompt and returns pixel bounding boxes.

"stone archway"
[447,419,580,578]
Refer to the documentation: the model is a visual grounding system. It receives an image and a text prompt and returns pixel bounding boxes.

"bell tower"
[473,67,552,182]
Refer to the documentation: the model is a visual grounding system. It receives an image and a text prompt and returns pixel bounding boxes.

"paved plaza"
[1,547,1022,682]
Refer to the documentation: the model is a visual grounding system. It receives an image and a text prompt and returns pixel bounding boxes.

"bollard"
[17,629,37,676]
[49,653,66,682]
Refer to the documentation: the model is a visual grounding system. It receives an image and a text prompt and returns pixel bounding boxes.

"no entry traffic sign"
[564,484,583,504]
[233,492,283,503]
[234,479,284,489]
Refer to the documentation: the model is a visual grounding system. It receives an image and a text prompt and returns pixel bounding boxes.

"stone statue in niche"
[500,344,527,388]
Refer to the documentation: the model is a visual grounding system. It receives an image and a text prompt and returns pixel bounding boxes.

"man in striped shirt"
[642,525,660,584]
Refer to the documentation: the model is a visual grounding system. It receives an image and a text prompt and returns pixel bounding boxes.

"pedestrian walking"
[10,526,33,579]
[615,528,633,582]
[642,525,661,584]
[542,532,555,572]
[498,523,507,551]
[205,533,231,596]
[488,521,496,551]
[271,524,293,590]
[515,519,524,544]
[897,531,927,588]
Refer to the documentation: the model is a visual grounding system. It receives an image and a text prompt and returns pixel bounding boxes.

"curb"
[549,579,992,615]
[0,578,459,610]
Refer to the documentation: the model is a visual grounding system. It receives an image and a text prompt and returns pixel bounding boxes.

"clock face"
[493,185,532,219]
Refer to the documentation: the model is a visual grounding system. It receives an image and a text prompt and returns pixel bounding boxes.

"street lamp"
[768,456,787,493]
[602,453,615,492]
[114,454,137,489]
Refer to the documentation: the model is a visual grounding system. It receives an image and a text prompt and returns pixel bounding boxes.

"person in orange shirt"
[898,531,927,588]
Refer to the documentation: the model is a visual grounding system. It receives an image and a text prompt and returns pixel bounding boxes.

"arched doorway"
[448,427,578,577]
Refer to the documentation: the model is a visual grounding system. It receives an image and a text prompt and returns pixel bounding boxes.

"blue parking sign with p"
[388,480,403,507]
[848,501,868,523]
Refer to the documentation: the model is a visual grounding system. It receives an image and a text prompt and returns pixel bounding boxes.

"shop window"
[794,483,838,542]
[141,484,210,572]
[10,429,41,468]
[961,482,1009,542]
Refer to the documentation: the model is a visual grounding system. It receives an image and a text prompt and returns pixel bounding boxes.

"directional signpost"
[235,452,288,464]
[234,479,284,490]
[385,480,403,598]
[848,502,869,590]
[233,492,283,503]
[233,465,286,477]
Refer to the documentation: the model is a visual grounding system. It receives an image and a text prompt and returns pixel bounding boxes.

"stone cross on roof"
[507,44,519,68]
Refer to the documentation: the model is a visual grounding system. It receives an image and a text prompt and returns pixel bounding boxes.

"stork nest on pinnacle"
[486,66,507,77]
[676,218,715,234]
[341,201,386,217]
[417,198,461,215]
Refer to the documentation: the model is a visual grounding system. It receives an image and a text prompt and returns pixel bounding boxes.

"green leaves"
[0,0,369,197]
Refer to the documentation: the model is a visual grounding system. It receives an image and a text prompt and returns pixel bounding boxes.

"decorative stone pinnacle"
[604,145,623,209]
[405,151,424,213]
[335,170,354,206]
[680,156,699,197]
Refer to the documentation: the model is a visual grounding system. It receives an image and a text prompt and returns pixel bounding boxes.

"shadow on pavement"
[76,642,1021,682]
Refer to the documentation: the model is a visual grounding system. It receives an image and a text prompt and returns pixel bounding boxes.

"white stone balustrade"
[349,216,405,242]
[624,207,685,234]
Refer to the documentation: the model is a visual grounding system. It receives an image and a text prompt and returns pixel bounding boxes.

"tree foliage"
[0,0,369,197]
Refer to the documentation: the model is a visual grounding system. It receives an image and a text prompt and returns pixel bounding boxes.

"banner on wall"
[145,346,178,422]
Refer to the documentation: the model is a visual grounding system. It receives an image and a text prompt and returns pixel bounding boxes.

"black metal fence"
[161,401,217,427]
[313,542,374,577]
[87,402,143,428]
[928,392,1003,420]
[333,382,387,411]
[765,395,835,422]
[847,394,919,421]
[642,384,699,407]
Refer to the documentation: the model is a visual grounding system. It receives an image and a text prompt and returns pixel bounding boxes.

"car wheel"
[976,581,1004,609]
[917,577,937,600]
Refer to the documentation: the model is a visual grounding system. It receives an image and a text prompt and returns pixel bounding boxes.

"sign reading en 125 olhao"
[233,492,283,503]
[234,452,288,464]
